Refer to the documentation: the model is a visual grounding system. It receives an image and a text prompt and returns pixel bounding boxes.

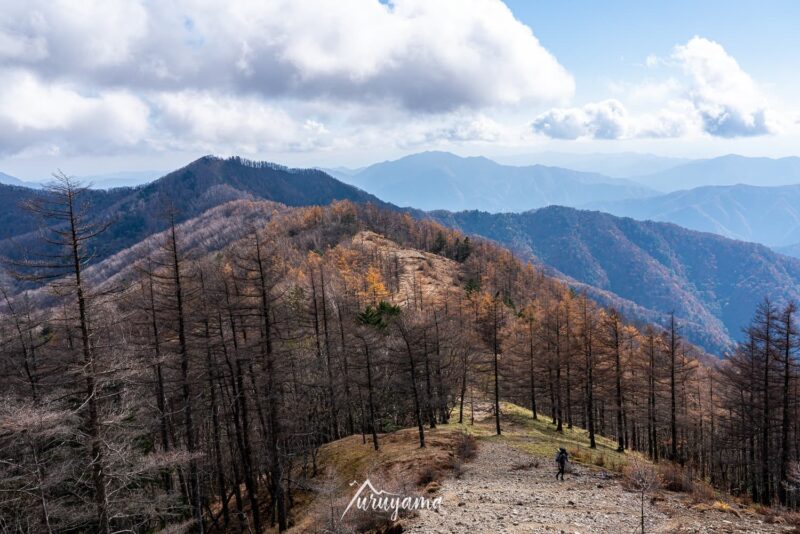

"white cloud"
[531,100,631,140]
[0,0,576,157]
[533,36,782,140]
[2,0,573,111]
[152,91,330,153]
[0,69,149,156]
[672,36,778,137]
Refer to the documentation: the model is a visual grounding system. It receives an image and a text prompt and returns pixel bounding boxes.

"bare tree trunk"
[669,313,678,462]
[778,303,795,505]
[399,324,425,448]
[253,234,287,531]
[493,298,501,436]
[168,220,204,532]
[528,315,538,420]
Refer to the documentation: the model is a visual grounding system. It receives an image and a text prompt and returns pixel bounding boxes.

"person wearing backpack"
[555,447,568,480]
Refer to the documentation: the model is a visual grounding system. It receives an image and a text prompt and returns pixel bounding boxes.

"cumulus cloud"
[532,36,780,140]
[531,99,630,140]
[672,36,778,137]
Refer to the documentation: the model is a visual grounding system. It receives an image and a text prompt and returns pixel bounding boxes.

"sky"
[1,0,799,179]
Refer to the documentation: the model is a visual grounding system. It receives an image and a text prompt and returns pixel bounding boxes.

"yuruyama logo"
[341,479,444,522]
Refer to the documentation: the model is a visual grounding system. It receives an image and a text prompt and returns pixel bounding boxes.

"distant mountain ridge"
[336,151,656,212]
[586,183,800,247]
[429,206,800,353]
[0,171,34,188]
[634,154,800,192]
[78,170,164,188]
[496,151,690,177]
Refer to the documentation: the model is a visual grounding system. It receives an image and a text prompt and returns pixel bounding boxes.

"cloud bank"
[0,0,574,157]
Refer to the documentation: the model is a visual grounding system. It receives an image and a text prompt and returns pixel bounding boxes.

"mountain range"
[587,184,800,248]
[329,151,655,212]
[495,151,690,178]
[3,154,800,353]
[0,171,30,187]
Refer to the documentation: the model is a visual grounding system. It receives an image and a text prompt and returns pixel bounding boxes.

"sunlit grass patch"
[448,401,634,472]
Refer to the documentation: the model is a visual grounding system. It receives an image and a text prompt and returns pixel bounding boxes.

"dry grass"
[352,231,460,307]
[782,511,800,532]
[689,499,739,516]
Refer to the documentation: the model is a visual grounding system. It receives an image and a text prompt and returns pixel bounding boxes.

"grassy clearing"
[444,401,633,473]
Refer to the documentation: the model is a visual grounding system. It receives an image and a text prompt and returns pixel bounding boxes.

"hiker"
[555,447,568,480]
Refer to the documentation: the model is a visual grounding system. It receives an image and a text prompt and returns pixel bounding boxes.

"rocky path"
[404,437,791,534]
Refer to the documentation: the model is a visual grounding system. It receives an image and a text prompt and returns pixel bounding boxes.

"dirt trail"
[404,437,790,534]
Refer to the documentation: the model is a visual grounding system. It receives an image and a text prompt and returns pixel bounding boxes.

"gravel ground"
[403,438,792,534]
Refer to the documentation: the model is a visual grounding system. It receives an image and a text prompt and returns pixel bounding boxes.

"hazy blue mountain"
[0,171,35,188]
[2,170,163,189]
[429,206,800,353]
[495,151,690,178]
[586,184,800,247]
[321,166,363,181]
[338,151,656,211]
[634,154,800,192]
[77,170,165,188]
[774,242,800,259]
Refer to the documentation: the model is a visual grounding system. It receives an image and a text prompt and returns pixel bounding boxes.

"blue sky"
[0,0,798,178]
[511,0,800,99]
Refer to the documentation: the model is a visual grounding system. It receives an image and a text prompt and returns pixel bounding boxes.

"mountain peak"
[388,150,495,166]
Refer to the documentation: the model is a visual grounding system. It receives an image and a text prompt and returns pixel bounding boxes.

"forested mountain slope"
[6,156,800,356]
[430,206,800,352]
[5,156,800,356]
[3,194,797,531]
[0,156,386,265]
[0,182,132,243]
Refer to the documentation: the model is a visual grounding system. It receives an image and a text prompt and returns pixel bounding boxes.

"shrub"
[455,432,477,461]
[451,458,466,479]
[658,463,693,492]
[416,466,443,486]
[690,480,716,503]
